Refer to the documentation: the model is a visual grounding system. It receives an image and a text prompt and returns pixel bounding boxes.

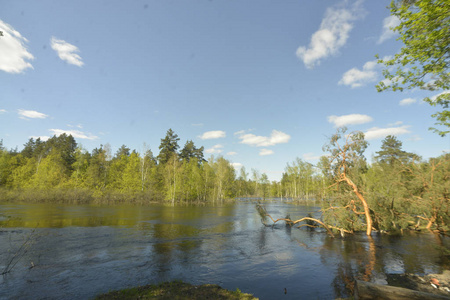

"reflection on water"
[0,202,448,299]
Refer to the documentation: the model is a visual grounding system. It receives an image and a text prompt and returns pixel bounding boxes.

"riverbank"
[0,188,237,205]
[385,271,450,297]
[95,281,257,299]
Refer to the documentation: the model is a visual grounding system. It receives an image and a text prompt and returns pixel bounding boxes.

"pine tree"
[375,135,418,165]
[157,129,180,164]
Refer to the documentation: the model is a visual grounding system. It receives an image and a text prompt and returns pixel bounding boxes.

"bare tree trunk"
[342,175,373,236]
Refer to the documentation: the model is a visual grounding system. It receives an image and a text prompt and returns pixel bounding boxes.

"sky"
[1,0,449,181]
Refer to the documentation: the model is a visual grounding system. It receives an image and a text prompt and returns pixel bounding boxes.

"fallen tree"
[256,203,335,238]
[322,128,374,236]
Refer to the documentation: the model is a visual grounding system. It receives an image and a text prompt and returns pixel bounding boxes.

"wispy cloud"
[388,121,403,126]
[227,151,237,156]
[49,129,98,140]
[430,90,450,102]
[198,130,226,140]
[303,152,321,161]
[30,135,50,141]
[231,162,243,169]
[237,130,290,147]
[0,109,7,114]
[234,130,247,136]
[50,37,84,67]
[327,114,373,127]
[399,98,416,106]
[259,149,274,156]
[339,56,392,88]
[18,109,48,120]
[339,60,378,88]
[377,15,400,44]
[364,125,411,140]
[0,19,34,73]
[205,144,223,154]
[407,135,422,142]
[296,1,364,68]
[67,123,83,129]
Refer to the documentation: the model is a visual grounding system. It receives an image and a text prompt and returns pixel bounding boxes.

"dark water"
[0,201,448,299]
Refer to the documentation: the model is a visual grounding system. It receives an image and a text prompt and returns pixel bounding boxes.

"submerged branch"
[2,228,38,275]
[256,203,335,238]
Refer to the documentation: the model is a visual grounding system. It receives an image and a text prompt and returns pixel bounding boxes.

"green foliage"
[281,157,325,200]
[95,281,257,300]
[180,140,205,163]
[0,130,241,204]
[376,0,450,136]
[157,128,180,164]
[375,135,418,165]
[321,128,371,233]
[322,127,368,183]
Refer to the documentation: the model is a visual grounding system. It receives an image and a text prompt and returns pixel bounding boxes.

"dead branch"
[256,203,335,238]
[2,228,38,275]
[297,224,319,229]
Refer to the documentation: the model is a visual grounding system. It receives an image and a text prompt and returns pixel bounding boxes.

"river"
[0,201,448,299]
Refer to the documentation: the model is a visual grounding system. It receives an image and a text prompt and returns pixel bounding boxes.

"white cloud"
[0,109,7,114]
[30,135,50,141]
[407,135,422,142]
[388,121,403,126]
[205,144,223,154]
[339,60,378,88]
[18,109,48,119]
[50,37,84,67]
[296,1,364,68]
[340,56,393,88]
[49,129,98,140]
[234,130,247,136]
[430,90,450,103]
[303,152,321,161]
[67,123,83,129]
[328,114,373,127]
[227,151,237,156]
[364,125,411,140]
[399,98,417,106]
[237,130,290,147]
[259,149,274,156]
[0,20,34,73]
[198,130,226,140]
[377,15,400,44]
[231,162,243,169]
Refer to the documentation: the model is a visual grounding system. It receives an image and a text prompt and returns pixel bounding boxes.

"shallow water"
[0,201,448,299]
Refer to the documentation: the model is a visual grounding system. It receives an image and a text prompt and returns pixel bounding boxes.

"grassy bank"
[0,188,177,205]
[95,281,257,300]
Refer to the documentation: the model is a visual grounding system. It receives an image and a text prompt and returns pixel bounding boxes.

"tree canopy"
[376,0,450,136]
[157,129,180,164]
[374,135,418,165]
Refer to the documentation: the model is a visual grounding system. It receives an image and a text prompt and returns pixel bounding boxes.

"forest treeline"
[0,128,448,232]
[0,128,330,204]
[0,129,237,203]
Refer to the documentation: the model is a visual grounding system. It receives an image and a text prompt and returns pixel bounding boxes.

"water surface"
[0,201,448,299]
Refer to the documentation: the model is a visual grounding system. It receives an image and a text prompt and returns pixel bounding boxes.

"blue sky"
[1,0,449,181]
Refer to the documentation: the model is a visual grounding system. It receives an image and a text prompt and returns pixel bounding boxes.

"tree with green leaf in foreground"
[322,128,373,235]
[376,0,450,136]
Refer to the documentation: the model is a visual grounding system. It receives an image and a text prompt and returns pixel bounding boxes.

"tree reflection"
[332,262,355,299]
